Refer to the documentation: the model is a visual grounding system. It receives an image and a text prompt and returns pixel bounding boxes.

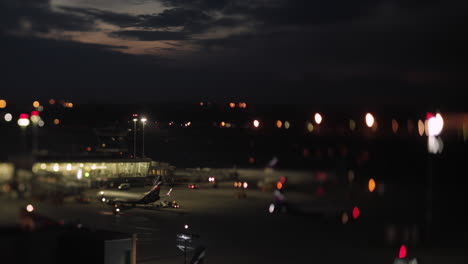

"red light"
[31,111,39,116]
[316,186,326,196]
[86,147,92,152]
[352,206,360,219]
[399,245,407,259]
[249,157,255,164]
[280,176,286,184]
[19,113,29,119]
[426,112,434,120]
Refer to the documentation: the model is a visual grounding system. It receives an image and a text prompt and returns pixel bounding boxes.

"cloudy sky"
[1,0,467,104]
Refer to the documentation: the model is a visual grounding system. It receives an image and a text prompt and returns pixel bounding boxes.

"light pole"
[133,118,138,158]
[141,118,147,158]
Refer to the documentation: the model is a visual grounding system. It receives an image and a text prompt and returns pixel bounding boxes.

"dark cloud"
[111,30,189,41]
[59,7,142,27]
[0,0,94,33]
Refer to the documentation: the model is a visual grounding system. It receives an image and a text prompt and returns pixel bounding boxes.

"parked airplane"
[97,176,172,213]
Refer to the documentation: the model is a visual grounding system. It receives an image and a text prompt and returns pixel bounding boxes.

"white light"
[66,164,72,171]
[38,120,44,127]
[141,117,147,123]
[365,113,375,128]
[101,197,106,203]
[133,118,138,122]
[314,113,322,125]
[53,164,59,172]
[31,115,40,124]
[18,118,30,127]
[284,121,290,129]
[426,113,444,136]
[116,208,120,212]
[4,113,12,122]
[243,182,248,189]
[428,136,444,154]
[40,163,47,170]
[91,164,96,170]
[100,191,104,195]
[26,204,34,212]
[268,203,275,213]
[184,224,189,229]
[77,169,83,180]
[253,120,260,128]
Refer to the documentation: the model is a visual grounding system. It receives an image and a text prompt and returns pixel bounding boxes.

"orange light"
[418,120,425,136]
[341,212,349,224]
[368,178,376,193]
[0,99,6,109]
[53,118,60,125]
[229,102,235,108]
[220,121,226,127]
[49,99,56,105]
[276,181,283,190]
[86,147,92,152]
[33,101,40,108]
[276,120,282,128]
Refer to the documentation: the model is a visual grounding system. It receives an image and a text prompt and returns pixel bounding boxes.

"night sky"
[1,0,467,105]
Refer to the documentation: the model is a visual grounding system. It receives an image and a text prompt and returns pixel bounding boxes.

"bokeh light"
[365,113,375,128]
[253,120,260,128]
[426,113,444,136]
[26,204,34,212]
[341,212,349,224]
[276,120,282,128]
[392,119,399,133]
[229,102,235,108]
[284,121,290,129]
[418,120,425,136]
[306,122,314,132]
[33,101,40,108]
[53,119,60,125]
[399,245,407,259]
[352,206,360,219]
[368,178,376,193]
[349,120,356,131]
[4,113,12,122]
[0,99,6,108]
[314,113,322,125]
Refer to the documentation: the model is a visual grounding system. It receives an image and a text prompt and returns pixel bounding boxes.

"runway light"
[0,99,6,108]
[276,120,283,128]
[26,204,34,212]
[368,178,376,193]
[365,113,375,128]
[314,113,322,125]
[4,113,12,122]
[399,245,407,259]
[253,120,260,128]
[352,206,360,219]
